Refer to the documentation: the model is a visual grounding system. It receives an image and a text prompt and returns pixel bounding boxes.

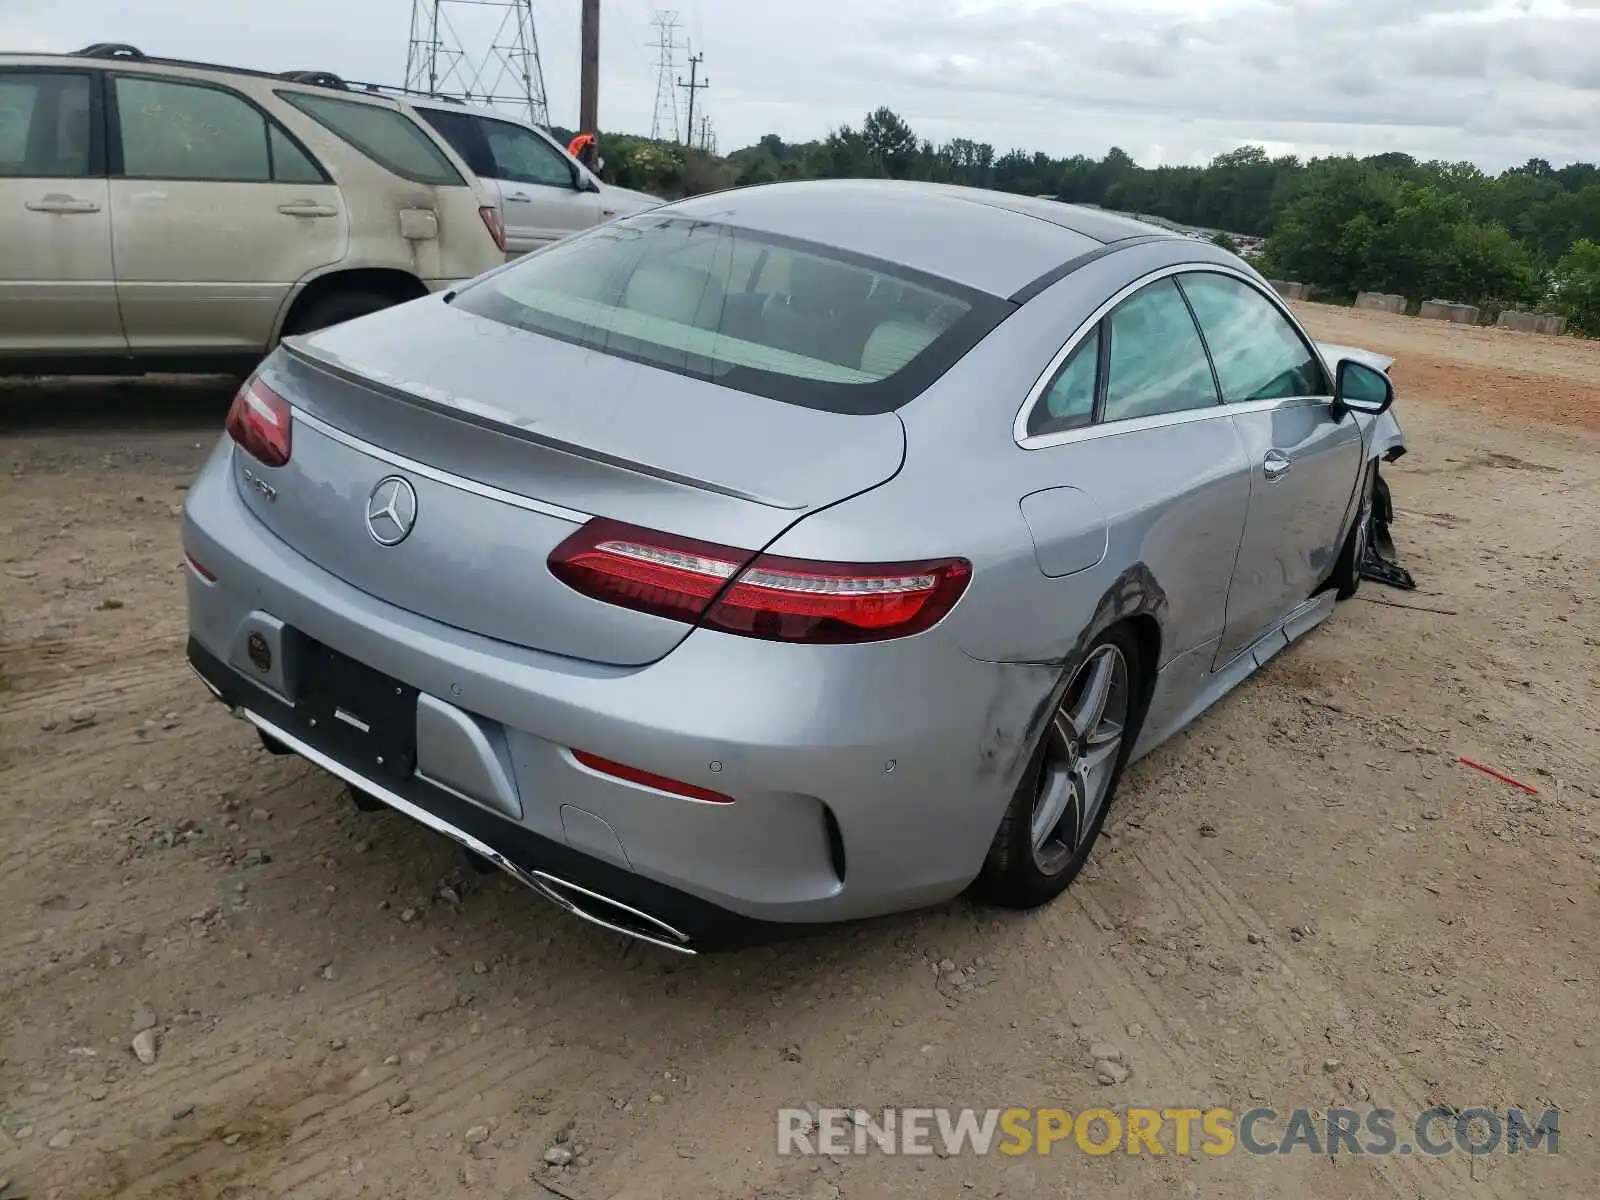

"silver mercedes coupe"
[183,179,1403,953]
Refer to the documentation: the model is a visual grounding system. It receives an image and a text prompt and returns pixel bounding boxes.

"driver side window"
[1179,272,1329,401]
[482,119,573,189]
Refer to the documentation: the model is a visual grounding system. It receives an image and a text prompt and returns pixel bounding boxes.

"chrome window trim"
[294,407,591,525]
[1014,261,1334,450]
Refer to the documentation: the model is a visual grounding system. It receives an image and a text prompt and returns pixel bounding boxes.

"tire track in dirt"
[1122,828,1509,1199]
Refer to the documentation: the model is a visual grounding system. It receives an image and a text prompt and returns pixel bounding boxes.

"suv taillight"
[548,518,971,644]
[225,376,293,467]
[479,205,507,252]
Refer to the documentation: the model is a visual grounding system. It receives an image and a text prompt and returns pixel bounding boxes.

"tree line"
[556,108,1600,334]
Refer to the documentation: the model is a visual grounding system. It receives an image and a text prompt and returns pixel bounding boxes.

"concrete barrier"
[1418,299,1479,325]
[1355,292,1406,314]
[1267,279,1312,301]
[1497,310,1567,335]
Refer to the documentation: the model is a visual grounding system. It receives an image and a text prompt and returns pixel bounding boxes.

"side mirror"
[1333,359,1393,418]
[577,173,601,193]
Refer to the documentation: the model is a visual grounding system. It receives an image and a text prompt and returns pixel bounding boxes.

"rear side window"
[1102,278,1219,422]
[450,214,1009,414]
[1029,331,1100,437]
[1179,272,1329,400]
[415,107,494,176]
[113,76,327,183]
[269,125,324,183]
[116,77,271,180]
[278,92,463,186]
[0,72,92,177]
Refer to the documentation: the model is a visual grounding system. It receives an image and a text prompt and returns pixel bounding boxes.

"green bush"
[572,110,1597,331]
[1552,239,1600,334]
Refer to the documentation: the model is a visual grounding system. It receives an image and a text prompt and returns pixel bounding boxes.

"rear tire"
[1330,460,1375,601]
[978,624,1144,909]
[286,289,400,336]
[257,730,295,756]
[347,784,387,813]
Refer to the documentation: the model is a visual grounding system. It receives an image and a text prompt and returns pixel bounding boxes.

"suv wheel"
[288,290,400,336]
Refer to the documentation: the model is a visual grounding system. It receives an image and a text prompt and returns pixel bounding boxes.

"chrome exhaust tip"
[530,870,693,954]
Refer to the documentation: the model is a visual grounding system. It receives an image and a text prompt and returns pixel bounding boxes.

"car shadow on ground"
[0,375,240,435]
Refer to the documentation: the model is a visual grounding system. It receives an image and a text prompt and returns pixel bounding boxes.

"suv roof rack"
[75,43,146,59]
[278,69,350,90]
[68,45,377,96]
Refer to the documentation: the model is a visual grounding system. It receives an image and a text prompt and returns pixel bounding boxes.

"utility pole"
[678,51,707,149]
[648,11,681,143]
[579,0,600,135]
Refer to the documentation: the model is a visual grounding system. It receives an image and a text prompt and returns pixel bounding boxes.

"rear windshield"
[277,91,464,187]
[449,215,1010,414]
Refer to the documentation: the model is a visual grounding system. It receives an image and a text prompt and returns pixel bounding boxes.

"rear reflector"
[225,376,293,467]
[185,553,217,582]
[548,518,970,644]
[479,205,507,252]
[571,749,734,804]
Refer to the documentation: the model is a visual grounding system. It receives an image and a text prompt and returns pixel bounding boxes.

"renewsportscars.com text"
[777,1105,1560,1158]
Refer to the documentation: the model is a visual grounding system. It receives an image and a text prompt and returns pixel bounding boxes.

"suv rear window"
[450,215,1009,414]
[277,92,463,186]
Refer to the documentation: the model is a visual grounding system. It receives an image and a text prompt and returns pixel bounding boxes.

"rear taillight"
[225,377,292,467]
[479,205,507,252]
[548,519,971,644]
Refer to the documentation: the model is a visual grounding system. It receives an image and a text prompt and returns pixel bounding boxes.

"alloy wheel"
[1029,643,1130,876]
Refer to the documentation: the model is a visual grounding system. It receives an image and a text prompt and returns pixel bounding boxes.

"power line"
[648,10,681,143]
[677,50,707,150]
[405,0,550,127]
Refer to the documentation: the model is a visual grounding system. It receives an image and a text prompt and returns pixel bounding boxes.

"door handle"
[278,201,339,217]
[504,193,532,203]
[25,195,101,214]
[1262,450,1292,481]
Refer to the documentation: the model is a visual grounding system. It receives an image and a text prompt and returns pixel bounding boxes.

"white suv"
[408,97,662,257]
[0,44,507,376]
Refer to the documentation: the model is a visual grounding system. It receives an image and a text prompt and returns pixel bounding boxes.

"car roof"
[664,179,1180,300]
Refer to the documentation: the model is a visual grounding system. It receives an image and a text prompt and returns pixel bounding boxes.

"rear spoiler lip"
[275,339,807,511]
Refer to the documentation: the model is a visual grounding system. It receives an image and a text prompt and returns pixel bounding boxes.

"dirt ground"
[1,303,1596,1200]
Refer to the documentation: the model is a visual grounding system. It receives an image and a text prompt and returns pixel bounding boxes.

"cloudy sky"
[6,0,1600,170]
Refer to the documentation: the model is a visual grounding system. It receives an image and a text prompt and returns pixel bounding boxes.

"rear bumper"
[182,439,1056,948]
[188,637,826,952]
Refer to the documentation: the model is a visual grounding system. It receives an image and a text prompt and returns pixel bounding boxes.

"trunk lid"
[240,297,905,666]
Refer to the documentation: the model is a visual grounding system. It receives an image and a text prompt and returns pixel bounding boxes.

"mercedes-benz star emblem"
[365,476,419,546]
